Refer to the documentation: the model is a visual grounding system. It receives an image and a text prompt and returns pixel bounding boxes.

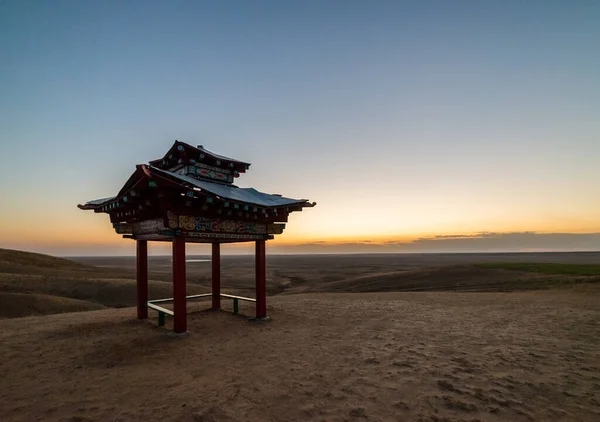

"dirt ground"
[1,290,599,421]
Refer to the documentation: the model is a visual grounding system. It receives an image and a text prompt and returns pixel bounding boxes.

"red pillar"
[136,240,148,319]
[212,243,221,310]
[172,237,187,333]
[255,240,267,319]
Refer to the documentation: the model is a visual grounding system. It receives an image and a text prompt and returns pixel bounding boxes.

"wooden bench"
[220,293,256,314]
[147,302,174,326]
[146,293,257,325]
[147,293,212,326]
[149,293,212,304]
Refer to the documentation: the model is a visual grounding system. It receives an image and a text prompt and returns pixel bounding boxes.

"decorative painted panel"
[180,232,270,241]
[168,212,266,234]
[185,163,234,183]
[114,216,285,238]
[166,212,285,235]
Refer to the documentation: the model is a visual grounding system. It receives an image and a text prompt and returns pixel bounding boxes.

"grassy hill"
[0,248,90,269]
[474,262,600,276]
[287,264,600,294]
[0,248,209,318]
[0,292,105,318]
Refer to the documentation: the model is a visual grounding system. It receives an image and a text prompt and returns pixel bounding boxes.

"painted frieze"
[175,163,234,183]
[167,212,285,235]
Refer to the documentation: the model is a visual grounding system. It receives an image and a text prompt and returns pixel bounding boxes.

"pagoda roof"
[78,141,314,244]
[149,140,251,174]
[79,165,314,210]
[150,166,310,207]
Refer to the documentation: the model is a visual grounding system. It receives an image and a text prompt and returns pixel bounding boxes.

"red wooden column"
[255,240,267,319]
[212,243,221,310]
[136,240,148,319]
[172,237,187,333]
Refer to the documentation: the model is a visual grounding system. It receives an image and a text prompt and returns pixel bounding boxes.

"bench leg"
[233,298,239,314]
[158,312,166,326]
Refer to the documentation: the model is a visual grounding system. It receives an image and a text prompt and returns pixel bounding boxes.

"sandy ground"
[1,291,599,422]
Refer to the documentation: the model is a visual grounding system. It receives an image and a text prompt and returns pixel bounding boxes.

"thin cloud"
[270,232,600,254]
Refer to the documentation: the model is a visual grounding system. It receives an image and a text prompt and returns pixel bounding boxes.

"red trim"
[136,240,148,319]
[172,237,187,333]
[139,164,153,179]
[212,243,221,310]
[141,165,191,190]
[255,240,267,319]
[116,168,145,197]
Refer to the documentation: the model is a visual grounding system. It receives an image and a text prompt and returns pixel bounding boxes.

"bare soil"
[1,290,599,422]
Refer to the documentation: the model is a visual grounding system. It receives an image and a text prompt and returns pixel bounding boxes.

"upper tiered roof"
[148,141,251,184]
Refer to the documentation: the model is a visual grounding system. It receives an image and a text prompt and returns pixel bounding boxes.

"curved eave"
[77,196,117,210]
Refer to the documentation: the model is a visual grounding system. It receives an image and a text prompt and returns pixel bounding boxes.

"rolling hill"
[0,248,209,318]
[1,248,599,319]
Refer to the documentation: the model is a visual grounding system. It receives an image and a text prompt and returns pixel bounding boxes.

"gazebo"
[78,140,315,334]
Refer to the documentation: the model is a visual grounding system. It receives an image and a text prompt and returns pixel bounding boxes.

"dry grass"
[287,265,600,294]
[2,249,600,318]
[0,291,599,421]
[0,249,209,318]
[73,251,600,296]
[0,273,208,311]
[0,248,89,270]
[0,292,105,318]
[475,262,600,276]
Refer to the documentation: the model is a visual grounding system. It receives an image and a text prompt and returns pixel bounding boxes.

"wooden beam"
[148,293,212,304]
[147,302,174,316]
[124,233,274,243]
[220,293,256,302]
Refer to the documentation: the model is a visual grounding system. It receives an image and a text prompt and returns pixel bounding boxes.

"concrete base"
[249,316,271,323]
[167,331,190,338]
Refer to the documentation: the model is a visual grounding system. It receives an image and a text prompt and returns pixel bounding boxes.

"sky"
[1,0,599,256]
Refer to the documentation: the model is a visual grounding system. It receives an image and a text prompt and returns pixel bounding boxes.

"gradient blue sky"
[1,1,599,255]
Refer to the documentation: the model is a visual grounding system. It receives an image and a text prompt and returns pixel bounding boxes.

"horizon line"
[61,250,600,258]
